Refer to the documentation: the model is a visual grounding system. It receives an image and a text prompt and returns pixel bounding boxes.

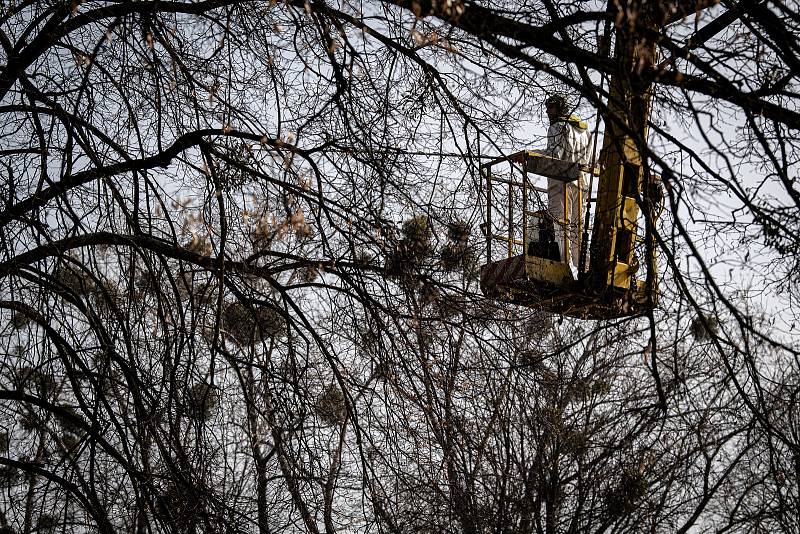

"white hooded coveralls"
[543,118,591,266]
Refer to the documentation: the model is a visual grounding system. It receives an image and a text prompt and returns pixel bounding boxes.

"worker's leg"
[547,178,565,261]
[567,182,583,266]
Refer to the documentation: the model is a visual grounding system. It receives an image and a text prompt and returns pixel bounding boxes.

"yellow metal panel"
[620,196,639,231]
[596,161,623,219]
[525,256,573,285]
[612,262,631,289]
[621,137,642,165]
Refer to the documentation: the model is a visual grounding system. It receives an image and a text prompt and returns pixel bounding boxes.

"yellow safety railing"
[481,151,580,265]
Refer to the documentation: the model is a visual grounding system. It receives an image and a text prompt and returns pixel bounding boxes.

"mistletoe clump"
[221,302,286,345]
[314,384,347,426]
[185,382,220,421]
[53,261,96,296]
[386,216,435,277]
[605,469,648,516]
[690,313,719,341]
[439,220,475,274]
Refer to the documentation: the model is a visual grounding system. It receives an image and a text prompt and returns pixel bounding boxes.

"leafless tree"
[0,0,798,533]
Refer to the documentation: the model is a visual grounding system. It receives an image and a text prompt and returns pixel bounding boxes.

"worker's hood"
[558,115,589,130]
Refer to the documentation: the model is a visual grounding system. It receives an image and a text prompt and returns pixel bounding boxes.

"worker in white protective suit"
[542,94,591,267]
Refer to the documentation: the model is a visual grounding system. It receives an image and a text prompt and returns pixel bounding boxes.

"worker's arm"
[543,122,568,160]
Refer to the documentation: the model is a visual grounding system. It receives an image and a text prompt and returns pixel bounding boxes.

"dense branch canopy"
[0,0,798,533]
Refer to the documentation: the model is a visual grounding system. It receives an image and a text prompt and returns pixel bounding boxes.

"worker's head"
[545,93,569,123]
